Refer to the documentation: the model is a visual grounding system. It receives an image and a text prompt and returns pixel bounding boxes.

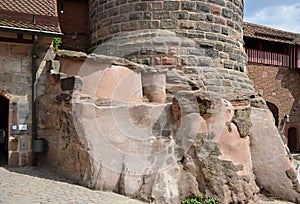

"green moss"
[232,108,252,138]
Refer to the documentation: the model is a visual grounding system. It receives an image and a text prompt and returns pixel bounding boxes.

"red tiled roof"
[243,22,300,45]
[0,0,60,34]
[0,19,60,33]
[0,0,57,17]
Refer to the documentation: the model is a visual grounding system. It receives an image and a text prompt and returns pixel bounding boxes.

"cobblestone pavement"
[258,196,295,204]
[0,167,144,204]
[0,167,295,204]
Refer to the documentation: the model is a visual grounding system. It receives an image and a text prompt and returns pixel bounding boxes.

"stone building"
[36,0,300,203]
[1,0,300,203]
[0,0,61,166]
[244,22,300,152]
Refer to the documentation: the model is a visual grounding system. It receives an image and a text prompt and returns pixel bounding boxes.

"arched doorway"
[0,95,9,165]
[288,127,298,152]
[266,101,279,127]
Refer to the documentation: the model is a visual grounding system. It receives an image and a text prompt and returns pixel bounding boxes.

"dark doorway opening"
[0,96,9,165]
[266,101,279,127]
[288,127,298,152]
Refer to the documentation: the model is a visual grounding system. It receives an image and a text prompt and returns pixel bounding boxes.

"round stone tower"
[88,0,253,96]
[70,1,300,203]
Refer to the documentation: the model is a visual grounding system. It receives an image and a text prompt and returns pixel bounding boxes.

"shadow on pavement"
[3,166,77,184]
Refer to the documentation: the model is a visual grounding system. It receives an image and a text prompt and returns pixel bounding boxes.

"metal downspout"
[32,34,38,166]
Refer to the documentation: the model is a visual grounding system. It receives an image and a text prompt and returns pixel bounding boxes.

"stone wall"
[0,41,32,166]
[90,0,244,47]
[0,35,55,166]
[89,0,254,95]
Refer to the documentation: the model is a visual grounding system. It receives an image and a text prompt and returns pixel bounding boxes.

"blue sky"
[244,0,300,33]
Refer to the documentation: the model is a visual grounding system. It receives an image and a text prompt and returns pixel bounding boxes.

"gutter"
[0,25,63,37]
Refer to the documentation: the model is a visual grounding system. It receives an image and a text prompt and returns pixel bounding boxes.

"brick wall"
[57,0,89,51]
[248,63,300,150]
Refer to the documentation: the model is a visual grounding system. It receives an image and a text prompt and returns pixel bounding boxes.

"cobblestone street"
[0,167,144,204]
[0,167,295,204]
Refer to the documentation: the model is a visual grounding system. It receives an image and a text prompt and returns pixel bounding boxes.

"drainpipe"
[32,34,38,166]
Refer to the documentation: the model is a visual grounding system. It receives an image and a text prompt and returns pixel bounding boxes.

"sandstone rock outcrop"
[250,108,300,201]
[37,51,300,203]
[37,0,300,202]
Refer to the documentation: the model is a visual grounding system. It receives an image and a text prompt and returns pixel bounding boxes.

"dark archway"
[0,95,9,165]
[288,127,298,152]
[266,101,279,126]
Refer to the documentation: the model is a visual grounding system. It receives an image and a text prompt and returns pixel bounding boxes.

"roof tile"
[0,19,59,33]
[0,0,57,16]
[243,22,300,45]
[0,0,60,33]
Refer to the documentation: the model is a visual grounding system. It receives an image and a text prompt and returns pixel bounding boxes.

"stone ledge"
[56,50,144,71]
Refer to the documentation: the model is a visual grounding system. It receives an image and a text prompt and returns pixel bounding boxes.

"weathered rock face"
[250,108,300,201]
[37,51,300,203]
[36,0,300,203]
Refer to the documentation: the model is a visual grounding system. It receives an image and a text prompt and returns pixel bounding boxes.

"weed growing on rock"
[182,194,219,204]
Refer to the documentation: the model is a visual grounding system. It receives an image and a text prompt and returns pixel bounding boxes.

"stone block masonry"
[0,36,55,167]
[0,43,33,166]
[92,29,253,95]
[0,44,32,95]
[89,0,254,96]
[90,0,244,43]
